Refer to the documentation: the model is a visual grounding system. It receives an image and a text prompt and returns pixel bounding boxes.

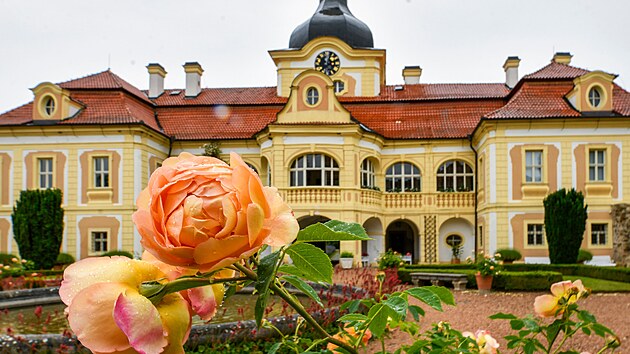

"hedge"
[397,267,562,291]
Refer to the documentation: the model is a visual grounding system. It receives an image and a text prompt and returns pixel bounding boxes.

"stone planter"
[340,258,353,269]
[475,273,493,293]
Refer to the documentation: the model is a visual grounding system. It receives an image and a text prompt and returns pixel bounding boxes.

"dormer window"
[43,96,56,116]
[306,87,319,106]
[588,87,602,108]
[334,80,345,94]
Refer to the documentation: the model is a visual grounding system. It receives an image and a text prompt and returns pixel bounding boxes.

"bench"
[410,272,468,291]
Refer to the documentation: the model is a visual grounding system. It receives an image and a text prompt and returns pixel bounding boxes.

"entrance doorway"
[385,220,417,262]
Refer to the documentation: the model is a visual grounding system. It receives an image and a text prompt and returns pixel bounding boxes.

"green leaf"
[489,312,518,320]
[254,251,281,327]
[577,310,597,323]
[267,342,282,354]
[383,296,408,320]
[285,243,333,283]
[296,220,371,242]
[366,303,392,337]
[280,275,323,307]
[510,319,525,330]
[277,264,310,278]
[405,286,454,312]
[408,305,425,322]
[338,313,368,322]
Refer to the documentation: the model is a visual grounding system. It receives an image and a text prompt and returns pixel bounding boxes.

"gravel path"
[365,290,630,353]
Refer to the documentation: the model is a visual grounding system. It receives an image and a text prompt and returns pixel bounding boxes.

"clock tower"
[269,0,386,97]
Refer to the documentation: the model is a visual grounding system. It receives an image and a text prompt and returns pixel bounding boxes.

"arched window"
[361,159,375,188]
[436,160,474,192]
[245,163,258,174]
[290,154,339,186]
[385,162,421,192]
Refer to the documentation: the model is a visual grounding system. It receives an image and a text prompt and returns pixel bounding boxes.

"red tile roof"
[0,103,33,125]
[59,70,153,104]
[339,83,509,102]
[485,81,579,119]
[151,88,286,106]
[346,100,505,139]
[523,62,591,80]
[59,92,160,131]
[157,105,282,140]
[613,84,630,116]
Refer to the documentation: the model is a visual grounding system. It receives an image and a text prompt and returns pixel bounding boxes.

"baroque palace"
[1,0,629,266]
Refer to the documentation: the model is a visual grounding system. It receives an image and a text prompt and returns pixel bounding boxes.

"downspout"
[468,134,478,260]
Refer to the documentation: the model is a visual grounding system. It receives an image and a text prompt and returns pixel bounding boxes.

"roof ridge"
[57,69,112,86]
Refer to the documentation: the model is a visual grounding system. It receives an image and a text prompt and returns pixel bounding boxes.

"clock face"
[314,51,340,76]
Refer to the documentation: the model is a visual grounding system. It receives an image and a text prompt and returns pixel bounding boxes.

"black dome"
[289,0,374,49]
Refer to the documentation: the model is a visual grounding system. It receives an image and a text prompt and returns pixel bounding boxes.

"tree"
[543,188,588,264]
[11,189,64,269]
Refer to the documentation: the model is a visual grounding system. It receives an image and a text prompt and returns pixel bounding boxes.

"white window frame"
[588,87,602,108]
[38,157,54,189]
[290,154,339,187]
[436,160,473,192]
[590,223,608,246]
[89,229,109,255]
[93,156,110,188]
[306,87,319,106]
[525,150,543,183]
[385,162,421,192]
[588,149,606,182]
[361,159,375,188]
[526,223,545,246]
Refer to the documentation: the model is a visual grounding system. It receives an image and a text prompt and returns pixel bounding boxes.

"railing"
[283,188,341,205]
[282,188,475,210]
[435,192,475,208]
[384,192,423,209]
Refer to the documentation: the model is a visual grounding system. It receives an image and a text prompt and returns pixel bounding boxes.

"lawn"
[563,275,630,292]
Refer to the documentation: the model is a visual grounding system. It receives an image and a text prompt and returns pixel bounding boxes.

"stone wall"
[612,203,630,267]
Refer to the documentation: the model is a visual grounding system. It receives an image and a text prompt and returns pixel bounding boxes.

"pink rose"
[133,152,299,272]
[534,280,589,317]
[59,256,191,353]
[463,329,500,354]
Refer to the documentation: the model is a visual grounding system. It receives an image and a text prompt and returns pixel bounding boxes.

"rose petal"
[247,203,265,246]
[165,206,184,246]
[67,283,132,352]
[187,284,225,321]
[214,195,238,239]
[158,293,192,354]
[60,257,162,307]
[534,294,559,317]
[193,235,249,265]
[248,174,270,217]
[114,289,167,354]
[550,280,572,297]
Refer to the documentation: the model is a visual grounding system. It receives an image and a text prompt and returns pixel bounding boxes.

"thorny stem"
[233,262,358,354]
[140,276,248,304]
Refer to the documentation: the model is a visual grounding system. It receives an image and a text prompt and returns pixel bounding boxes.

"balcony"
[283,187,475,212]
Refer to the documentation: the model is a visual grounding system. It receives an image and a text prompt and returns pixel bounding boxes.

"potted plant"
[469,252,500,293]
[495,248,522,264]
[451,245,462,264]
[340,251,354,269]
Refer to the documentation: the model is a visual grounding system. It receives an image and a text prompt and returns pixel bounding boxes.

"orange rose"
[133,152,299,272]
[326,325,372,353]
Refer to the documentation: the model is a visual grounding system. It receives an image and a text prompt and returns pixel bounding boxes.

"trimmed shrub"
[11,189,64,270]
[55,252,75,266]
[101,250,134,258]
[543,188,587,264]
[495,248,522,263]
[340,251,354,258]
[577,249,593,263]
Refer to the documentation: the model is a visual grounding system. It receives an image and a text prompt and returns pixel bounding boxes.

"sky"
[0,0,629,113]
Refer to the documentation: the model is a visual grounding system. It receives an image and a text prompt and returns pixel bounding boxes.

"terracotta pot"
[475,273,493,292]
[451,258,461,264]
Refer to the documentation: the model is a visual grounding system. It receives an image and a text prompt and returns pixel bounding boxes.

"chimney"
[147,63,167,98]
[402,66,422,85]
[183,62,204,97]
[553,52,572,65]
[502,56,520,89]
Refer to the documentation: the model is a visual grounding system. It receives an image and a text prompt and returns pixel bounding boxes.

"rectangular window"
[591,223,607,245]
[527,224,544,245]
[91,231,108,253]
[589,149,605,181]
[38,158,53,189]
[525,150,543,183]
[93,156,110,188]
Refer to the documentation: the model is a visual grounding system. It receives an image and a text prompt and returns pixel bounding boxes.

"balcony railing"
[284,188,341,205]
[283,188,475,211]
